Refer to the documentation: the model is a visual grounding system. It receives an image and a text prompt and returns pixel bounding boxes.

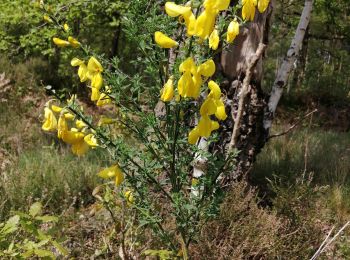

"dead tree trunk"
[216,0,314,183]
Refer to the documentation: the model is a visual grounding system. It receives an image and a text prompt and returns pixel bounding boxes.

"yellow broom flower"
[160,77,174,102]
[53,37,70,47]
[87,57,103,90]
[227,19,240,43]
[209,29,219,50]
[197,59,216,77]
[71,58,88,82]
[98,165,124,187]
[154,31,178,48]
[63,23,69,32]
[84,134,98,147]
[68,36,80,48]
[71,140,89,156]
[42,107,57,131]
[258,0,270,13]
[242,0,257,21]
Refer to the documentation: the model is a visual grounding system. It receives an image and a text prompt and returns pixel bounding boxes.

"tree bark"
[216,2,274,182]
[216,0,314,183]
[264,0,314,134]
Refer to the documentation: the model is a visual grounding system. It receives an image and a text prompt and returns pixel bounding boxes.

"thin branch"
[310,221,350,260]
[268,108,317,140]
[228,43,266,152]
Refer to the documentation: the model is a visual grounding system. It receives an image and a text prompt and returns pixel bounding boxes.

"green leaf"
[8,241,14,252]
[29,202,42,217]
[21,249,34,258]
[52,240,69,256]
[33,248,55,258]
[35,215,58,223]
[1,215,20,235]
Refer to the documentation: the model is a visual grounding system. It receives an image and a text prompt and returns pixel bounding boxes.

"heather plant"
[40,0,271,257]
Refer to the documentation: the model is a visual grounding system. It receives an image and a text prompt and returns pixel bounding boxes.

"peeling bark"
[216,3,274,181]
[216,0,314,183]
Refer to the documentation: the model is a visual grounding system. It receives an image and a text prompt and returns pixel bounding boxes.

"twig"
[310,221,350,260]
[303,108,314,176]
[310,226,335,260]
[268,108,317,140]
[227,43,266,153]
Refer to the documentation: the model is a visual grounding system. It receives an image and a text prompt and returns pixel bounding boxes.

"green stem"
[47,88,174,204]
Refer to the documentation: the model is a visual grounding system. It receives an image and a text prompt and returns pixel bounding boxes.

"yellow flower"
[183,12,196,36]
[191,72,203,98]
[204,0,231,11]
[165,2,195,36]
[91,73,103,90]
[42,107,57,131]
[215,99,227,120]
[63,23,69,32]
[195,10,217,40]
[71,58,88,82]
[53,37,70,47]
[178,57,202,98]
[242,0,257,21]
[84,134,98,147]
[179,57,196,74]
[188,127,200,145]
[97,86,112,106]
[200,98,217,116]
[207,81,227,120]
[194,0,230,40]
[90,87,101,101]
[124,190,134,205]
[75,119,87,129]
[209,29,219,50]
[68,36,80,48]
[51,105,62,113]
[61,130,85,145]
[57,114,68,139]
[178,71,194,98]
[98,165,124,187]
[197,115,219,138]
[87,57,103,90]
[43,15,52,23]
[98,116,117,126]
[198,59,216,77]
[227,19,240,43]
[154,31,178,48]
[71,140,89,156]
[258,0,270,13]
[64,113,75,120]
[165,2,191,17]
[208,80,221,99]
[160,77,174,102]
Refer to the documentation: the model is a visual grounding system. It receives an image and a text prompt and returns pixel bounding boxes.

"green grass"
[0,146,109,218]
[251,128,350,188]
[0,95,111,219]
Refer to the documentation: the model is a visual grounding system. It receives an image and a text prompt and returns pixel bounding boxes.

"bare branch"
[310,221,350,260]
[268,108,317,140]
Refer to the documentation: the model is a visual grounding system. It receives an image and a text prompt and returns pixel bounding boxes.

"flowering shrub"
[40,0,270,257]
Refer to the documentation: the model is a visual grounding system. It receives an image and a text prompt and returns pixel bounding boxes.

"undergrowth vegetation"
[1,61,350,257]
[1,0,350,258]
